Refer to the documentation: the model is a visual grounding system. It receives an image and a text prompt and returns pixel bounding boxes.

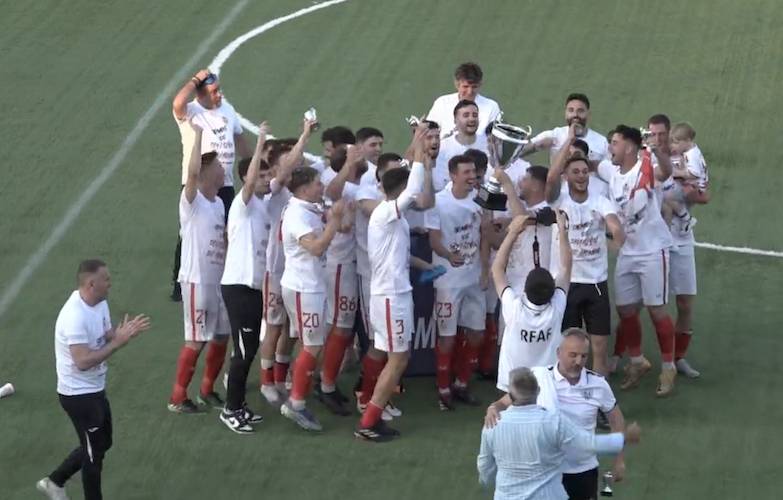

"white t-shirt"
[175,100,243,187]
[265,180,291,276]
[326,182,359,265]
[679,144,709,189]
[355,182,382,278]
[533,365,617,474]
[221,192,269,289]
[359,161,378,188]
[427,92,502,138]
[433,134,489,192]
[280,196,327,293]
[496,287,567,393]
[531,126,610,165]
[597,158,673,256]
[550,191,616,284]
[368,162,425,295]
[55,291,112,396]
[425,188,484,288]
[178,190,226,285]
[506,201,554,293]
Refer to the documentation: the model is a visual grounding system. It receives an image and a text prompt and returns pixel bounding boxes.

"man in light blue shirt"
[477,367,640,499]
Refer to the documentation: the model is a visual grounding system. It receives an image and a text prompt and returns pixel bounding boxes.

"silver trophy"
[474,116,533,210]
[600,471,614,497]
[405,115,421,127]
[640,126,653,146]
[304,107,320,131]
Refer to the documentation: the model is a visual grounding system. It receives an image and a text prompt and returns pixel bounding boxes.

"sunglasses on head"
[197,73,218,89]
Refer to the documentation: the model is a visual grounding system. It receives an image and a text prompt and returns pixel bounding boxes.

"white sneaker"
[357,402,393,421]
[36,478,69,499]
[676,358,701,378]
[260,385,282,406]
[385,401,402,418]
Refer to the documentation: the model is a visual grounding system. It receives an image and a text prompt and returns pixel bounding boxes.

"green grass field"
[2,0,782,498]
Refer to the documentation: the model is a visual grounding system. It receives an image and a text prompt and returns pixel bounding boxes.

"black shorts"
[562,281,610,336]
[562,467,598,500]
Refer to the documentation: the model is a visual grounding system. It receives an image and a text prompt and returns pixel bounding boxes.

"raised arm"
[325,145,363,201]
[545,124,577,204]
[491,215,528,297]
[298,200,345,257]
[183,122,204,203]
[651,143,673,182]
[554,210,572,292]
[520,129,554,158]
[413,160,435,210]
[493,167,525,217]
[241,122,269,204]
[275,118,317,187]
[173,69,210,121]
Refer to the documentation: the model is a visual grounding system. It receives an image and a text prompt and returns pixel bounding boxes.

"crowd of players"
[159,61,711,445]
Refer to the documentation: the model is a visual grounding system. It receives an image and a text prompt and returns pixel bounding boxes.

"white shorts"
[370,293,413,353]
[434,286,487,336]
[263,271,286,326]
[358,274,372,337]
[669,245,697,296]
[181,282,230,342]
[614,249,670,307]
[281,287,327,347]
[326,262,359,329]
[485,285,498,314]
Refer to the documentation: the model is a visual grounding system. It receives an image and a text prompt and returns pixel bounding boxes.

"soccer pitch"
[1,0,782,498]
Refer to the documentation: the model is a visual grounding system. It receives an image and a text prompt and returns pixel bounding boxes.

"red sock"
[613,324,626,357]
[359,356,385,405]
[171,346,200,404]
[321,331,352,387]
[457,342,480,385]
[478,318,498,373]
[653,316,675,363]
[360,401,384,429]
[200,341,227,395]
[274,360,290,385]
[620,314,643,357]
[291,350,317,402]
[261,364,274,386]
[451,330,466,374]
[675,331,692,360]
[435,343,453,392]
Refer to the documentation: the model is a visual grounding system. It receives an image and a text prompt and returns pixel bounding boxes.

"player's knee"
[185,340,205,351]
[676,295,693,313]
[616,304,639,318]
[647,305,668,321]
[438,336,456,351]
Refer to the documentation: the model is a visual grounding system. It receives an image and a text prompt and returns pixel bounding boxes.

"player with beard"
[433,100,488,192]
[311,126,356,173]
[595,125,677,397]
[427,62,502,139]
[427,154,490,410]
[545,123,626,380]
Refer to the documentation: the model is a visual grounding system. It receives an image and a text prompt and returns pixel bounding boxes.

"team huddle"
[164,62,709,442]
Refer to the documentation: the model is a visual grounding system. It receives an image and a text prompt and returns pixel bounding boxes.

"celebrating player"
[427,62,501,138]
[433,100,489,191]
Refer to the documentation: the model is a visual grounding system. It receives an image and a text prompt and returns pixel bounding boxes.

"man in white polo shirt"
[485,329,629,500]
[170,69,250,302]
[37,260,150,500]
[427,62,502,139]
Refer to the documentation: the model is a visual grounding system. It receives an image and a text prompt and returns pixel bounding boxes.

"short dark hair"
[647,113,671,131]
[377,152,403,181]
[200,151,218,173]
[453,99,478,117]
[448,154,475,174]
[454,62,483,83]
[77,259,106,284]
[288,166,319,194]
[565,93,590,109]
[321,126,355,147]
[267,143,293,168]
[611,124,643,148]
[526,165,549,185]
[423,120,440,130]
[463,149,488,175]
[572,139,589,157]
[564,154,589,172]
[356,127,383,143]
[381,167,410,196]
[238,158,270,182]
[524,267,555,305]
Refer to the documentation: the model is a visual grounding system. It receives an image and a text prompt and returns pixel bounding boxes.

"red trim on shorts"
[295,292,304,340]
[661,249,668,299]
[385,298,393,353]
[332,264,342,325]
[189,283,196,341]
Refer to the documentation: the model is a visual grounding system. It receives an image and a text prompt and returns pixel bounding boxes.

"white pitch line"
[694,241,783,258]
[0,0,251,319]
